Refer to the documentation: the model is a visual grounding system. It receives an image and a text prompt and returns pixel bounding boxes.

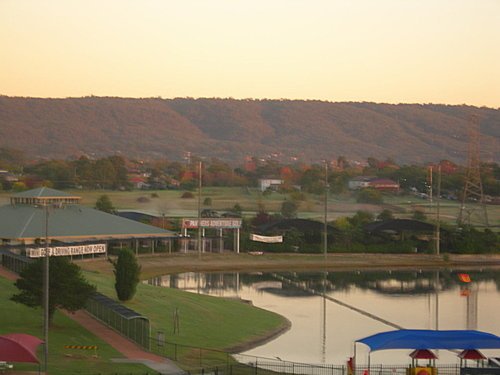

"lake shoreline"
[79,252,500,279]
[78,252,500,361]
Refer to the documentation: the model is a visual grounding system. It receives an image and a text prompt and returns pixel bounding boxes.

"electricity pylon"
[457,115,489,227]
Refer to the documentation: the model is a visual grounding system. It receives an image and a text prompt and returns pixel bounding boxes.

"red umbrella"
[0,333,44,363]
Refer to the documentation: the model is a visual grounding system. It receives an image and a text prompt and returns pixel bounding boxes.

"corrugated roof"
[90,292,147,320]
[0,204,176,241]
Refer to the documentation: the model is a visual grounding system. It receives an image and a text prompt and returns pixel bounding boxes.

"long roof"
[13,187,76,198]
[0,202,176,241]
[357,330,500,352]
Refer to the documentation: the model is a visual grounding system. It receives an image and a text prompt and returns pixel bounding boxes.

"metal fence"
[233,354,347,375]
[0,250,33,274]
[85,292,151,349]
[149,336,232,369]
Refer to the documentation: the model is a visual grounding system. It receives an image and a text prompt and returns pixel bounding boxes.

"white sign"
[26,243,107,258]
[182,218,242,229]
[250,234,283,243]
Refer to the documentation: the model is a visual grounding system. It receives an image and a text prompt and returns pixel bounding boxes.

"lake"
[146,269,500,366]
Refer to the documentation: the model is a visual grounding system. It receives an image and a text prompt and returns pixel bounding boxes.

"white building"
[259,178,283,192]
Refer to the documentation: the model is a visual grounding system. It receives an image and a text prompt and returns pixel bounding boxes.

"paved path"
[0,265,183,375]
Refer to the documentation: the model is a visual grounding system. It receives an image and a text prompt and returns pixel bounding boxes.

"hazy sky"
[1,0,499,107]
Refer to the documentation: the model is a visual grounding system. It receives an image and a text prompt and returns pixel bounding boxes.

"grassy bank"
[0,277,151,375]
[82,270,289,353]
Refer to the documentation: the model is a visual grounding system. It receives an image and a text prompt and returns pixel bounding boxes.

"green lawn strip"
[0,277,153,375]
[83,270,288,360]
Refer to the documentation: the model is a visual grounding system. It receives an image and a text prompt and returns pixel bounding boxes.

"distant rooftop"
[1,187,176,242]
[11,187,81,205]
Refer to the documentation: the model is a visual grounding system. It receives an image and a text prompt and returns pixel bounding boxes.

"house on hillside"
[348,176,376,190]
[259,178,283,192]
[0,170,19,183]
[369,178,400,191]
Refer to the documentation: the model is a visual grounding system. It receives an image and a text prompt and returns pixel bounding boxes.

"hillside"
[0,96,498,164]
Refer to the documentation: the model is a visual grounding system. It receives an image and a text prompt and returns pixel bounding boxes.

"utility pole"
[435,165,441,255]
[43,204,50,373]
[458,115,489,227]
[324,161,329,259]
[197,161,202,259]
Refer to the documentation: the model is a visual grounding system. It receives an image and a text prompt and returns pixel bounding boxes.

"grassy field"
[0,187,498,226]
[82,269,288,352]
[0,277,152,375]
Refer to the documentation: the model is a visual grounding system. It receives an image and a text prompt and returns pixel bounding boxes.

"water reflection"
[146,270,500,365]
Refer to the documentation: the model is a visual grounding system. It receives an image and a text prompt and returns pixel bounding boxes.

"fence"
[0,250,33,274]
[149,337,232,370]
[85,292,151,349]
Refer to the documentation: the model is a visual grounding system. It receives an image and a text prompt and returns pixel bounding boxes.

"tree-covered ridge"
[0,96,498,164]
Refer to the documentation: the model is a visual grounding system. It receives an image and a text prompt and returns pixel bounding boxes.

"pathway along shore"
[78,252,500,278]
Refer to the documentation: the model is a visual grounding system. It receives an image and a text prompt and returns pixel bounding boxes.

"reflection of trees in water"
[271,270,500,296]
[164,269,500,296]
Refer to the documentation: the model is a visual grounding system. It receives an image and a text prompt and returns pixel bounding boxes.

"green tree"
[11,257,96,325]
[110,250,141,301]
[281,200,298,218]
[95,195,115,214]
[412,210,427,221]
[377,209,394,221]
[356,188,383,204]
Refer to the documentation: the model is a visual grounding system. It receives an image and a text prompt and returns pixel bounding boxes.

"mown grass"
[82,269,288,362]
[0,277,152,375]
[1,187,498,226]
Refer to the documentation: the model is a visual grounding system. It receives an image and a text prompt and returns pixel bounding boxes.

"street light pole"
[43,204,50,373]
[324,161,329,259]
[197,161,202,259]
[436,165,441,255]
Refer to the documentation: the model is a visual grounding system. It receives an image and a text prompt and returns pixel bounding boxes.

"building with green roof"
[0,187,177,257]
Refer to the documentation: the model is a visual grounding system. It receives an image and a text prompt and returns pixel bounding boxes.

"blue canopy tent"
[353,330,500,371]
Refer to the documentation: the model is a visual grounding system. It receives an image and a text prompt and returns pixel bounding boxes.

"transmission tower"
[457,116,489,227]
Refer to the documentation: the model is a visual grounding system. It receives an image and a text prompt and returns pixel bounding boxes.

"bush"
[95,195,115,213]
[356,188,383,204]
[181,191,194,199]
[110,250,141,301]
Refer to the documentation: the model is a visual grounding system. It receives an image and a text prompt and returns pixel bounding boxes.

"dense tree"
[11,257,96,325]
[95,195,115,214]
[0,147,26,172]
[25,160,75,189]
[110,250,141,301]
[281,200,298,218]
[377,209,394,221]
[356,188,383,204]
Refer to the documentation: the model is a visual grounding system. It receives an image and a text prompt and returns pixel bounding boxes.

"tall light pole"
[197,160,202,259]
[43,204,50,373]
[323,161,329,259]
[435,165,441,255]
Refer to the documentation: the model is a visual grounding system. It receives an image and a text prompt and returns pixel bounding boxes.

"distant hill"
[0,96,498,164]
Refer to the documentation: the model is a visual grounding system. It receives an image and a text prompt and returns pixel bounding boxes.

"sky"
[1,0,500,107]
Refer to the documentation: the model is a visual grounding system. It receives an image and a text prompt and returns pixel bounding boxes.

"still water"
[147,269,500,365]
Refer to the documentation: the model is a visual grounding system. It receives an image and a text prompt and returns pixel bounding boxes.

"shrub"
[110,250,141,301]
[356,188,383,204]
[181,191,194,199]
